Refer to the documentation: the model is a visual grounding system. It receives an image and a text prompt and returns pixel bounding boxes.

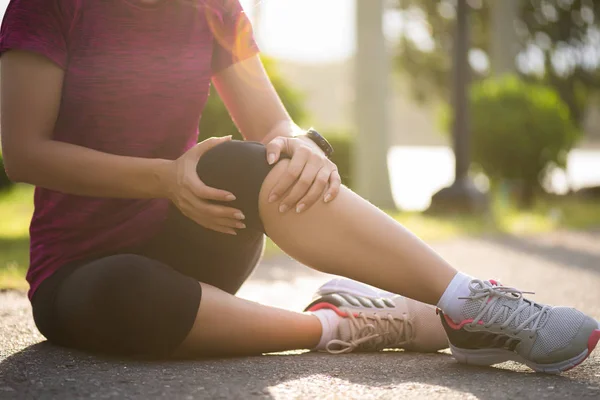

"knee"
[196,140,272,193]
[196,140,276,231]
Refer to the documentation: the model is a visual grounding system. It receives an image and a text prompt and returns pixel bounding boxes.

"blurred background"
[1,0,600,288]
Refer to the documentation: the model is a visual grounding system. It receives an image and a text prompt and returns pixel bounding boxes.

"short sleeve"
[209,0,260,74]
[0,0,77,68]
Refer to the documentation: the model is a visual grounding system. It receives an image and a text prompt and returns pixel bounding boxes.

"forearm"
[12,139,173,199]
[212,56,304,143]
[258,120,302,144]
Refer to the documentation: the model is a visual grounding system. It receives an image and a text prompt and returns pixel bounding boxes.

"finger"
[324,169,342,203]
[280,160,322,213]
[265,136,288,165]
[187,214,238,236]
[192,135,233,158]
[296,167,331,213]
[188,153,237,201]
[175,200,238,235]
[206,224,238,236]
[188,178,236,202]
[268,146,311,204]
[213,217,247,230]
[200,201,247,220]
[182,194,245,220]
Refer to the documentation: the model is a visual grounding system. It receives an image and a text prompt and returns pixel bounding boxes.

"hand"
[165,136,246,235]
[265,136,341,213]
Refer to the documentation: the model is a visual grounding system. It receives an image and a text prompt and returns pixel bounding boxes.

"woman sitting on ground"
[0,0,598,373]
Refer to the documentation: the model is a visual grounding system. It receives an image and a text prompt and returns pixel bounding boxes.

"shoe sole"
[450,325,600,374]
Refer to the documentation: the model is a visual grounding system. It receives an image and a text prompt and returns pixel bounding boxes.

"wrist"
[297,134,326,156]
[261,120,303,144]
[152,159,177,199]
[299,129,334,159]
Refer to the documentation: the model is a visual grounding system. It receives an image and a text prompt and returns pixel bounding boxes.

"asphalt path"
[2,231,600,399]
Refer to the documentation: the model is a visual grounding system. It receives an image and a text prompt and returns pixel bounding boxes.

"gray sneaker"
[438,279,600,374]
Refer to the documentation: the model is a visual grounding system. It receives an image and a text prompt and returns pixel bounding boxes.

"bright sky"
[240,0,357,62]
[0,0,358,63]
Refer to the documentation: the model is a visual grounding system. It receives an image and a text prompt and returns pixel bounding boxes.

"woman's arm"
[211,55,305,144]
[1,49,250,234]
[1,50,175,199]
[212,55,341,212]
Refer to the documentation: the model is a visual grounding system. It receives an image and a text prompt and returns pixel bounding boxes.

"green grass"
[0,185,33,290]
[2,184,600,290]
[391,196,600,241]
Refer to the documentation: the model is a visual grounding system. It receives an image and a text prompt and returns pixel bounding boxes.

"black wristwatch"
[303,128,334,159]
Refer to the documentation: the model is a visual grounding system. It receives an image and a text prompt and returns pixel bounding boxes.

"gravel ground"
[1,231,600,400]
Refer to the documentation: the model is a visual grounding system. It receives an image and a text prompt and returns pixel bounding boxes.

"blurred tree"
[450,75,581,207]
[198,56,307,142]
[392,0,600,127]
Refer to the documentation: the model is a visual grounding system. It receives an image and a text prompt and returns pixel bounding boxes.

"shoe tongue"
[337,318,354,342]
[327,317,371,353]
[462,280,547,329]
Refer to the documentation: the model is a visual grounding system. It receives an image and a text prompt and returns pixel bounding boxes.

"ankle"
[310,309,341,350]
[436,272,473,322]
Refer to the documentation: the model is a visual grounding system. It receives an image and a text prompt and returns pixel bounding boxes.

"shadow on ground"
[1,341,599,400]
[480,231,600,276]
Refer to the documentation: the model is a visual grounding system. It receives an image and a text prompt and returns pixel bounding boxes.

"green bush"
[198,56,307,142]
[0,153,13,192]
[443,76,580,207]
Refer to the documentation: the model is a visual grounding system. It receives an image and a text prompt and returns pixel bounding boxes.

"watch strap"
[305,128,334,159]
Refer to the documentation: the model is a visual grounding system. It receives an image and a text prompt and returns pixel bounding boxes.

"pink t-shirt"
[0,0,259,299]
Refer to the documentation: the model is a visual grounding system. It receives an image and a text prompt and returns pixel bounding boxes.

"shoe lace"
[325,310,414,354]
[459,279,550,337]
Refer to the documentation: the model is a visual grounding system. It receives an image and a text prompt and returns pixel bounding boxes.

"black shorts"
[31,141,274,357]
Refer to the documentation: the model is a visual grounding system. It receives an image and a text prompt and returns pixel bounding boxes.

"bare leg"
[260,160,458,306]
[176,283,322,356]
[178,159,457,355]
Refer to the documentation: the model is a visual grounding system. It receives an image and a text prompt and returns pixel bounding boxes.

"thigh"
[142,204,265,295]
[32,254,201,357]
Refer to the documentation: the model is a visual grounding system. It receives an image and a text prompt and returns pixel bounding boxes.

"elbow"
[2,154,29,184]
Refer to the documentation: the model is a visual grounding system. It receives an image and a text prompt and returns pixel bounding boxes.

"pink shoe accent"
[563,329,600,372]
[443,314,485,329]
[588,329,600,354]
[307,302,359,318]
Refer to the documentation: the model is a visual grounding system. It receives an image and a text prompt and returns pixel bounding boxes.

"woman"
[1,0,598,373]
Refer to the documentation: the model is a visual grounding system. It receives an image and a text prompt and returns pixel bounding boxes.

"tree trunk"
[354,0,396,209]
[518,181,536,209]
[490,0,520,76]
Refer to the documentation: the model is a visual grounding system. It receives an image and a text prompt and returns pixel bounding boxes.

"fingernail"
[225,194,236,201]
[229,231,237,236]
[296,204,305,213]
[268,194,278,203]
[268,153,276,165]
[324,193,332,203]
[234,212,245,220]
[279,204,289,213]
[236,223,246,229]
